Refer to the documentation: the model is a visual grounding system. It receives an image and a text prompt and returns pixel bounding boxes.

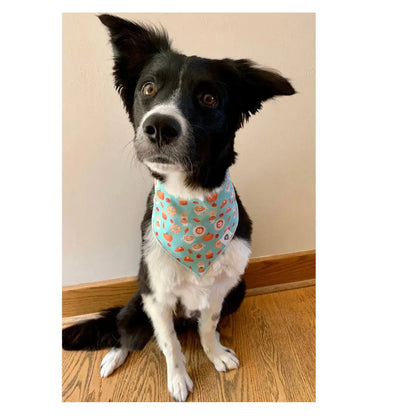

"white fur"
[144,226,250,311]
[142,292,193,401]
[138,102,189,143]
[140,196,251,401]
[100,347,129,378]
[145,162,183,175]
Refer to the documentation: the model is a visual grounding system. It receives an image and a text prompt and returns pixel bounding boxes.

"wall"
[62,13,315,286]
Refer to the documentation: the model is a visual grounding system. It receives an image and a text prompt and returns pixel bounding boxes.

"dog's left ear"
[225,59,296,125]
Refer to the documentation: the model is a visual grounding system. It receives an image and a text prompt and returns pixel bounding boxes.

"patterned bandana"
[151,171,239,277]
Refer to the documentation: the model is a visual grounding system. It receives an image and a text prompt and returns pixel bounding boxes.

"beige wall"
[62,13,315,286]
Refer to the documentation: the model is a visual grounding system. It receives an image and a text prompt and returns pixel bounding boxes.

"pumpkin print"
[163,233,173,242]
[152,171,238,278]
[202,233,214,241]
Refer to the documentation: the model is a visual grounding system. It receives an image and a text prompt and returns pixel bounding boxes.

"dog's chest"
[143,225,251,312]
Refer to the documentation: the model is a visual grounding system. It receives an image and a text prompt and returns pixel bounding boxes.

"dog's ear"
[98,14,171,118]
[225,59,296,126]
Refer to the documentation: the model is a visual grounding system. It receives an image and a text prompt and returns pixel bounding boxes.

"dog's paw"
[168,367,193,402]
[209,347,240,372]
[100,347,129,378]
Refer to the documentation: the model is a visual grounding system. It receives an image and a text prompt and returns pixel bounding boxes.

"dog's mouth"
[147,155,175,165]
[144,155,184,174]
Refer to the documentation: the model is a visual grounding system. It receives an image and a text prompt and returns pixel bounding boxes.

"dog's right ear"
[98,14,171,119]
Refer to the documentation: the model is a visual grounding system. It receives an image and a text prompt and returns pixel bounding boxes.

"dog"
[62,14,295,402]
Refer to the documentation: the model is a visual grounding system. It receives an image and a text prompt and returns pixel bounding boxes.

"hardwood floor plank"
[62,286,315,402]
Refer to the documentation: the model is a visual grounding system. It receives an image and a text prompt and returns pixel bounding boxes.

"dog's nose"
[143,114,182,146]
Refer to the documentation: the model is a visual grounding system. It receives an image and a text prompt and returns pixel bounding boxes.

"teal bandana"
[152,171,239,277]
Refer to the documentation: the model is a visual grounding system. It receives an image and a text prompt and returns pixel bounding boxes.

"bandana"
[151,171,239,277]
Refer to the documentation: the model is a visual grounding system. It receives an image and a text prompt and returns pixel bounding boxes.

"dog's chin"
[144,158,184,175]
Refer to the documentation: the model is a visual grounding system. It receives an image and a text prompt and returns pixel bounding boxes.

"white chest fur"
[143,225,251,312]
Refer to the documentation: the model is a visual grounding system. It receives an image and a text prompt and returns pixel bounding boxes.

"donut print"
[170,224,181,234]
[152,171,238,278]
[215,240,223,249]
[167,205,177,216]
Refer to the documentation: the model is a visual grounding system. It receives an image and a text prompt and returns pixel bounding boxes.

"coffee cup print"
[205,250,214,260]
[180,212,188,225]
[197,261,205,274]
[208,210,217,223]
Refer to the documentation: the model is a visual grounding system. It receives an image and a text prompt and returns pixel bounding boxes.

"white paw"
[210,347,239,372]
[100,347,129,378]
[168,367,193,402]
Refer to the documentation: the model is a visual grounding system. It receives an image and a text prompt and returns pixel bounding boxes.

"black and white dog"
[63,14,295,402]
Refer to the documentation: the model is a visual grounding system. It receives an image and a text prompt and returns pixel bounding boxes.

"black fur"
[98,13,295,191]
[62,308,120,350]
[116,291,154,350]
[97,14,171,124]
[62,14,294,353]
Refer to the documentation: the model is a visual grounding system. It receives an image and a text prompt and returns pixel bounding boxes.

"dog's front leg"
[198,293,240,372]
[142,294,193,402]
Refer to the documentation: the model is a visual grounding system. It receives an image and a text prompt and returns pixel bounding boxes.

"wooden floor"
[62,286,315,402]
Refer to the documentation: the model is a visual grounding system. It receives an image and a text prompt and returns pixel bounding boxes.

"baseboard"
[62,249,315,318]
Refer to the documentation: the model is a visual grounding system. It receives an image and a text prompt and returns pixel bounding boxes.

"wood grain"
[63,250,315,317]
[62,286,315,402]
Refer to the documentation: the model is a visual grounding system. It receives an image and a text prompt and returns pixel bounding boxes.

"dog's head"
[99,14,295,190]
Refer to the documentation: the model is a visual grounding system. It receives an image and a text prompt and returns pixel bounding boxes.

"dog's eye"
[142,82,157,97]
[201,93,217,107]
